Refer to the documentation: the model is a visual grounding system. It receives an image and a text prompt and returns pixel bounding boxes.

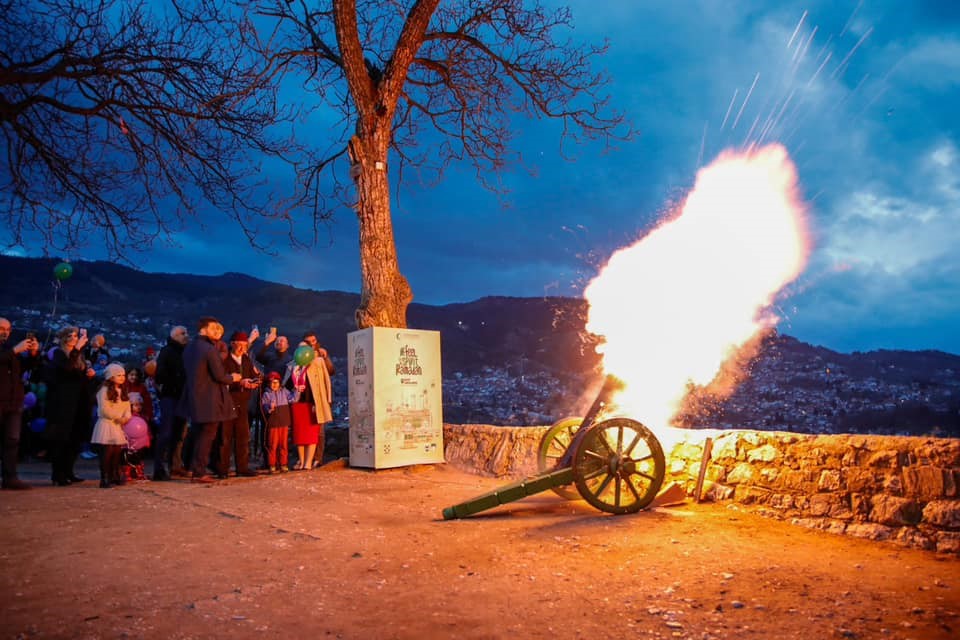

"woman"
[283,341,334,469]
[91,364,130,488]
[44,326,95,485]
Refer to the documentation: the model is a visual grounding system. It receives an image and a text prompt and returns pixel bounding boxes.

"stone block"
[882,474,903,496]
[850,493,870,521]
[817,469,842,492]
[845,522,895,541]
[808,493,850,519]
[869,494,922,526]
[893,528,937,551]
[935,531,960,554]
[865,450,899,469]
[727,462,755,485]
[778,468,818,493]
[758,467,780,487]
[921,500,960,529]
[711,435,739,460]
[902,466,947,500]
[735,485,771,504]
[747,444,778,462]
[844,468,878,493]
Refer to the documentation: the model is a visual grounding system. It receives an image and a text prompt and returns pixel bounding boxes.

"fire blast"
[584,143,811,433]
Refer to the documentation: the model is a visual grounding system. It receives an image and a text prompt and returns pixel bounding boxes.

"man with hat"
[219,329,261,478]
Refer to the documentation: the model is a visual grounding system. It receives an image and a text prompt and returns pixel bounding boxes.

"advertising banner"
[348,328,444,468]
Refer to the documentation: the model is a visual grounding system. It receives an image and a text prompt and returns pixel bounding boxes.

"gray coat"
[178,336,236,424]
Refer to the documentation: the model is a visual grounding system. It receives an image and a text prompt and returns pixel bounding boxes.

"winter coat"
[282,359,333,425]
[178,336,236,424]
[44,348,94,443]
[0,343,32,412]
[155,338,186,399]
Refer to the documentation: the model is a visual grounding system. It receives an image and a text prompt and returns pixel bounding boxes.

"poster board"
[347,327,444,469]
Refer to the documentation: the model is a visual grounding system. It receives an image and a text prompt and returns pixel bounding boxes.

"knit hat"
[230,331,248,342]
[128,392,143,404]
[104,363,126,382]
[267,371,282,382]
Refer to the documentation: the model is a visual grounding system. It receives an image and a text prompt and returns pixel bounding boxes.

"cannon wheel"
[571,417,665,514]
[537,416,583,500]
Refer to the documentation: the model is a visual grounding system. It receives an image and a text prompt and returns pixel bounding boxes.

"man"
[256,329,292,377]
[0,318,39,489]
[219,331,260,478]
[154,325,189,480]
[179,317,241,483]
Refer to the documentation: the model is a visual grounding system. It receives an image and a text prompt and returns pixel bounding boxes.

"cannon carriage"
[442,375,667,519]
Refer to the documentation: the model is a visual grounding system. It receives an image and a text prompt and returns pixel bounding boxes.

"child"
[91,363,131,488]
[122,393,151,481]
[261,372,298,473]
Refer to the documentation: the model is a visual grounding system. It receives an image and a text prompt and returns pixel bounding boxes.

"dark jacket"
[44,348,93,443]
[178,336,236,424]
[223,352,258,411]
[255,344,292,378]
[155,338,186,400]
[0,343,30,411]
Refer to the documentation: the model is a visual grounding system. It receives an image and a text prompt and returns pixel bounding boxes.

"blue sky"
[11,1,960,355]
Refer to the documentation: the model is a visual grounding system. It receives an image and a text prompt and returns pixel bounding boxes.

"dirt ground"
[1,458,958,640]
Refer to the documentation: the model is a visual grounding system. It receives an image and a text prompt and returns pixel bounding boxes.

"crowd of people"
[0,315,335,490]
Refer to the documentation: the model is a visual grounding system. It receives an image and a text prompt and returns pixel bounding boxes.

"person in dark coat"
[44,326,95,486]
[219,331,261,478]
[179,317,240,483]
[153,325,189,480]
[0,317,40,489]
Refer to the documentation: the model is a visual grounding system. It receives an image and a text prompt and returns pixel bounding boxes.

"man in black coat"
[179,317,240,483]
[219,331,261,478]
[153,325,189,480]
[0,318,40,489]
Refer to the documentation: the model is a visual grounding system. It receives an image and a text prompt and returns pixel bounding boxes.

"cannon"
[442,375,666,519]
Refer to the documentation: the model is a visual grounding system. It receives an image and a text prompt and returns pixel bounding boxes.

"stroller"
[121,416,151,481]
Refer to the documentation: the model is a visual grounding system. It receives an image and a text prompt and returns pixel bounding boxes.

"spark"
[839,0,864,38]
[831,26,874,79]
[720,89,739,130]
[731,72,760,130]
[698,121,708,168]
[786,10,808,50]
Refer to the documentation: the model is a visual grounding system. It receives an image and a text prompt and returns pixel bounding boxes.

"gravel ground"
[1,458,958,640]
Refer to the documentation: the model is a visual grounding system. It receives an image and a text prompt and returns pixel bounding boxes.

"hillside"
[2,255,958,433]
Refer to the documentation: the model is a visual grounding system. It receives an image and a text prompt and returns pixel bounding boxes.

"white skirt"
[91,418,128,446]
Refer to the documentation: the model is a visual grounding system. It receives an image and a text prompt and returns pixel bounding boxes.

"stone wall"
[442,423,960,554]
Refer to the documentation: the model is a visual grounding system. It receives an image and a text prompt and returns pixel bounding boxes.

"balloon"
[35,382,47,400]
[30,417,47,433]
[53,261,73,280]
[123,416,150,451]
[294,345,315,366]
[143,359,157,377]
[22,392,37,410]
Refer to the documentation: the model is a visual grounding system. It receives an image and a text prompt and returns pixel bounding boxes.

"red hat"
[230,331,248,342]
[267,371,282,381]
[145,347,156,356]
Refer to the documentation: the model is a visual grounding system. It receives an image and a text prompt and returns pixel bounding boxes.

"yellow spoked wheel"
[537,416,583,500]
[571,418,665,514]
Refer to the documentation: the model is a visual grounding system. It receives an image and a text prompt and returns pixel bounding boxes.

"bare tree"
[0,0,301,258]
[2,0,634,329]
[244,0,635,328]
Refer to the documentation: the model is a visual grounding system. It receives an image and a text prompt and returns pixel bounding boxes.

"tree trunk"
[349,135,412,329]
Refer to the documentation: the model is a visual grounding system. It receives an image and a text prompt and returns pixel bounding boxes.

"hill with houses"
[1,255,958,435]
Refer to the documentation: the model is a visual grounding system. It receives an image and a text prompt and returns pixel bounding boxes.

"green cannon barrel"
[442,467,575,519]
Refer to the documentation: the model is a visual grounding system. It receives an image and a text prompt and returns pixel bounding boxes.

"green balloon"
[294,345,315,366]
[54,261,73,280]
